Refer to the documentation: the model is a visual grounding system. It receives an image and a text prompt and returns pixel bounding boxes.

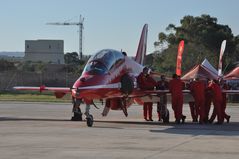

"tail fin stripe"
[135,24,148,65]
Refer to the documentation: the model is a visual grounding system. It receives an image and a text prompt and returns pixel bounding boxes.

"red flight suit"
[208,81,223,124]
[204,86,213,122]
[169,78,184,121]
[222,84,230,122]
[190,80,206,123]
[210,83,230,123]
[188,81,196,122]
[189,101,196,122]
[137,72,157,121]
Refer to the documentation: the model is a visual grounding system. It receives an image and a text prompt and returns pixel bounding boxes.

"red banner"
[176,40,185,76]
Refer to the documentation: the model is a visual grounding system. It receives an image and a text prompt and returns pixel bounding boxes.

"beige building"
[25,40,64,64]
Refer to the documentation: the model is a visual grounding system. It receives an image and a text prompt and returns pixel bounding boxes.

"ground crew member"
[169,74,185,124]
[220,79,231,123]
[208,79,223,124]
[137,67,157,121]
[190,78,206,124]
[185,79,196,122]
[156,75,169,123]
[189,101,197,122]
[204,79,213,123]
[188,79,197,122]
[209,79,231,123]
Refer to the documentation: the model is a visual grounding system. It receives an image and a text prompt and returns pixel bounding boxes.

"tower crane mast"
[47,16,84,59]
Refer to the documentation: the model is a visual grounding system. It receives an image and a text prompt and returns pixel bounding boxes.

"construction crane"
[46,15,84,59]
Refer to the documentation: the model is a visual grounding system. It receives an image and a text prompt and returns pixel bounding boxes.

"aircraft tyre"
[163,109,170,123]
[120,74,134,95]
[86,114,94,127]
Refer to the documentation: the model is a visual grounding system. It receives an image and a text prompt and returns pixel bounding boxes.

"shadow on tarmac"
[150,122,239,136]
[95,120,239,136]
[1,117,239,136]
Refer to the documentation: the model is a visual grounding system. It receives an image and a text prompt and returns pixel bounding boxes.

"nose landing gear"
[84,104,94,127]
[71,96,95,127]
[86,114,94,127]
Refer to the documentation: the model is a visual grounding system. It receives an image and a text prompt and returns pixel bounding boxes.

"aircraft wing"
[141,89,239,95]
[143,89,190,94]
[13,86,71,92]
[13,86,71,98]
[139,89,239,95]
[222,90,239,94]
[112,89,191,100]
[13,83,121,92]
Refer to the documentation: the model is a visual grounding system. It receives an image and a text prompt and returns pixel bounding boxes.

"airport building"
[24,40,64,64]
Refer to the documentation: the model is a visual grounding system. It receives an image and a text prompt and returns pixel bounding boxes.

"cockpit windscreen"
[84,49,124,74]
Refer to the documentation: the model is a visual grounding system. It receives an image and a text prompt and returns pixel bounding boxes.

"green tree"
[35,62,46,85]
[64,52,85,65]
[0,59,16,71]
[64,52,87,75]
[153,14,239,74]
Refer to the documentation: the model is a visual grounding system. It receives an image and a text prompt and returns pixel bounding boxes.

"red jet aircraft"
[14,24,164,127]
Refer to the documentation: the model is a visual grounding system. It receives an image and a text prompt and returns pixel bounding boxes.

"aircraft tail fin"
[135,24,148,65]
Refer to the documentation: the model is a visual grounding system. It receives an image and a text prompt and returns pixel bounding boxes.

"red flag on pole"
[176,40,185,76]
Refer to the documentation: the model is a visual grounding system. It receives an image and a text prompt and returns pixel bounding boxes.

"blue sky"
[1,0,239,56]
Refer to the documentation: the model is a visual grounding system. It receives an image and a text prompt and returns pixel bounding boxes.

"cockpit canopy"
[84,49,125,75]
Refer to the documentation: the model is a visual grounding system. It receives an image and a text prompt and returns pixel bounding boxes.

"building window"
[49,45,51,49]
[27,45,29,49]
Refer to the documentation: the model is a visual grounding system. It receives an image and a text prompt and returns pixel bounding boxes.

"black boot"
[226,116,231,123]
[181,115,186,124]
[175,119,180,124]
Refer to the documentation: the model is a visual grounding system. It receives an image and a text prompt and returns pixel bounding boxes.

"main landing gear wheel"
[162,109,170,123]
[86,115,94,127]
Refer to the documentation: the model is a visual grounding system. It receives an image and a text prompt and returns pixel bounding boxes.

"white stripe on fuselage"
[76,83,121,89]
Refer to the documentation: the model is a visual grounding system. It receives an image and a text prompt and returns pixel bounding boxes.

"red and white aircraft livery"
[14,24,164,127]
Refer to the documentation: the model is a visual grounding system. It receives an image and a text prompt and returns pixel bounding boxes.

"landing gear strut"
[121,98,128,117]
[71,107,83,121]
[85,104,94,127]
[71,98,82,121]
[162,109,170,123]
[71,98,94,127]
[121,97,129,117]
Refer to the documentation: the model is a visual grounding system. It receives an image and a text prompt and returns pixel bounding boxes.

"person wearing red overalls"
[220,79,231,123]
[204,79,213,123]
[208,79,223,124]
[209,79,231,123]
[190,78,206,124]
[188,79,197,122]
[169,74,185,124]
[137,67,157,121]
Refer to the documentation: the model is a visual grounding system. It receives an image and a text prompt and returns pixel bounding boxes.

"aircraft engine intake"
[120,74,134,95]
